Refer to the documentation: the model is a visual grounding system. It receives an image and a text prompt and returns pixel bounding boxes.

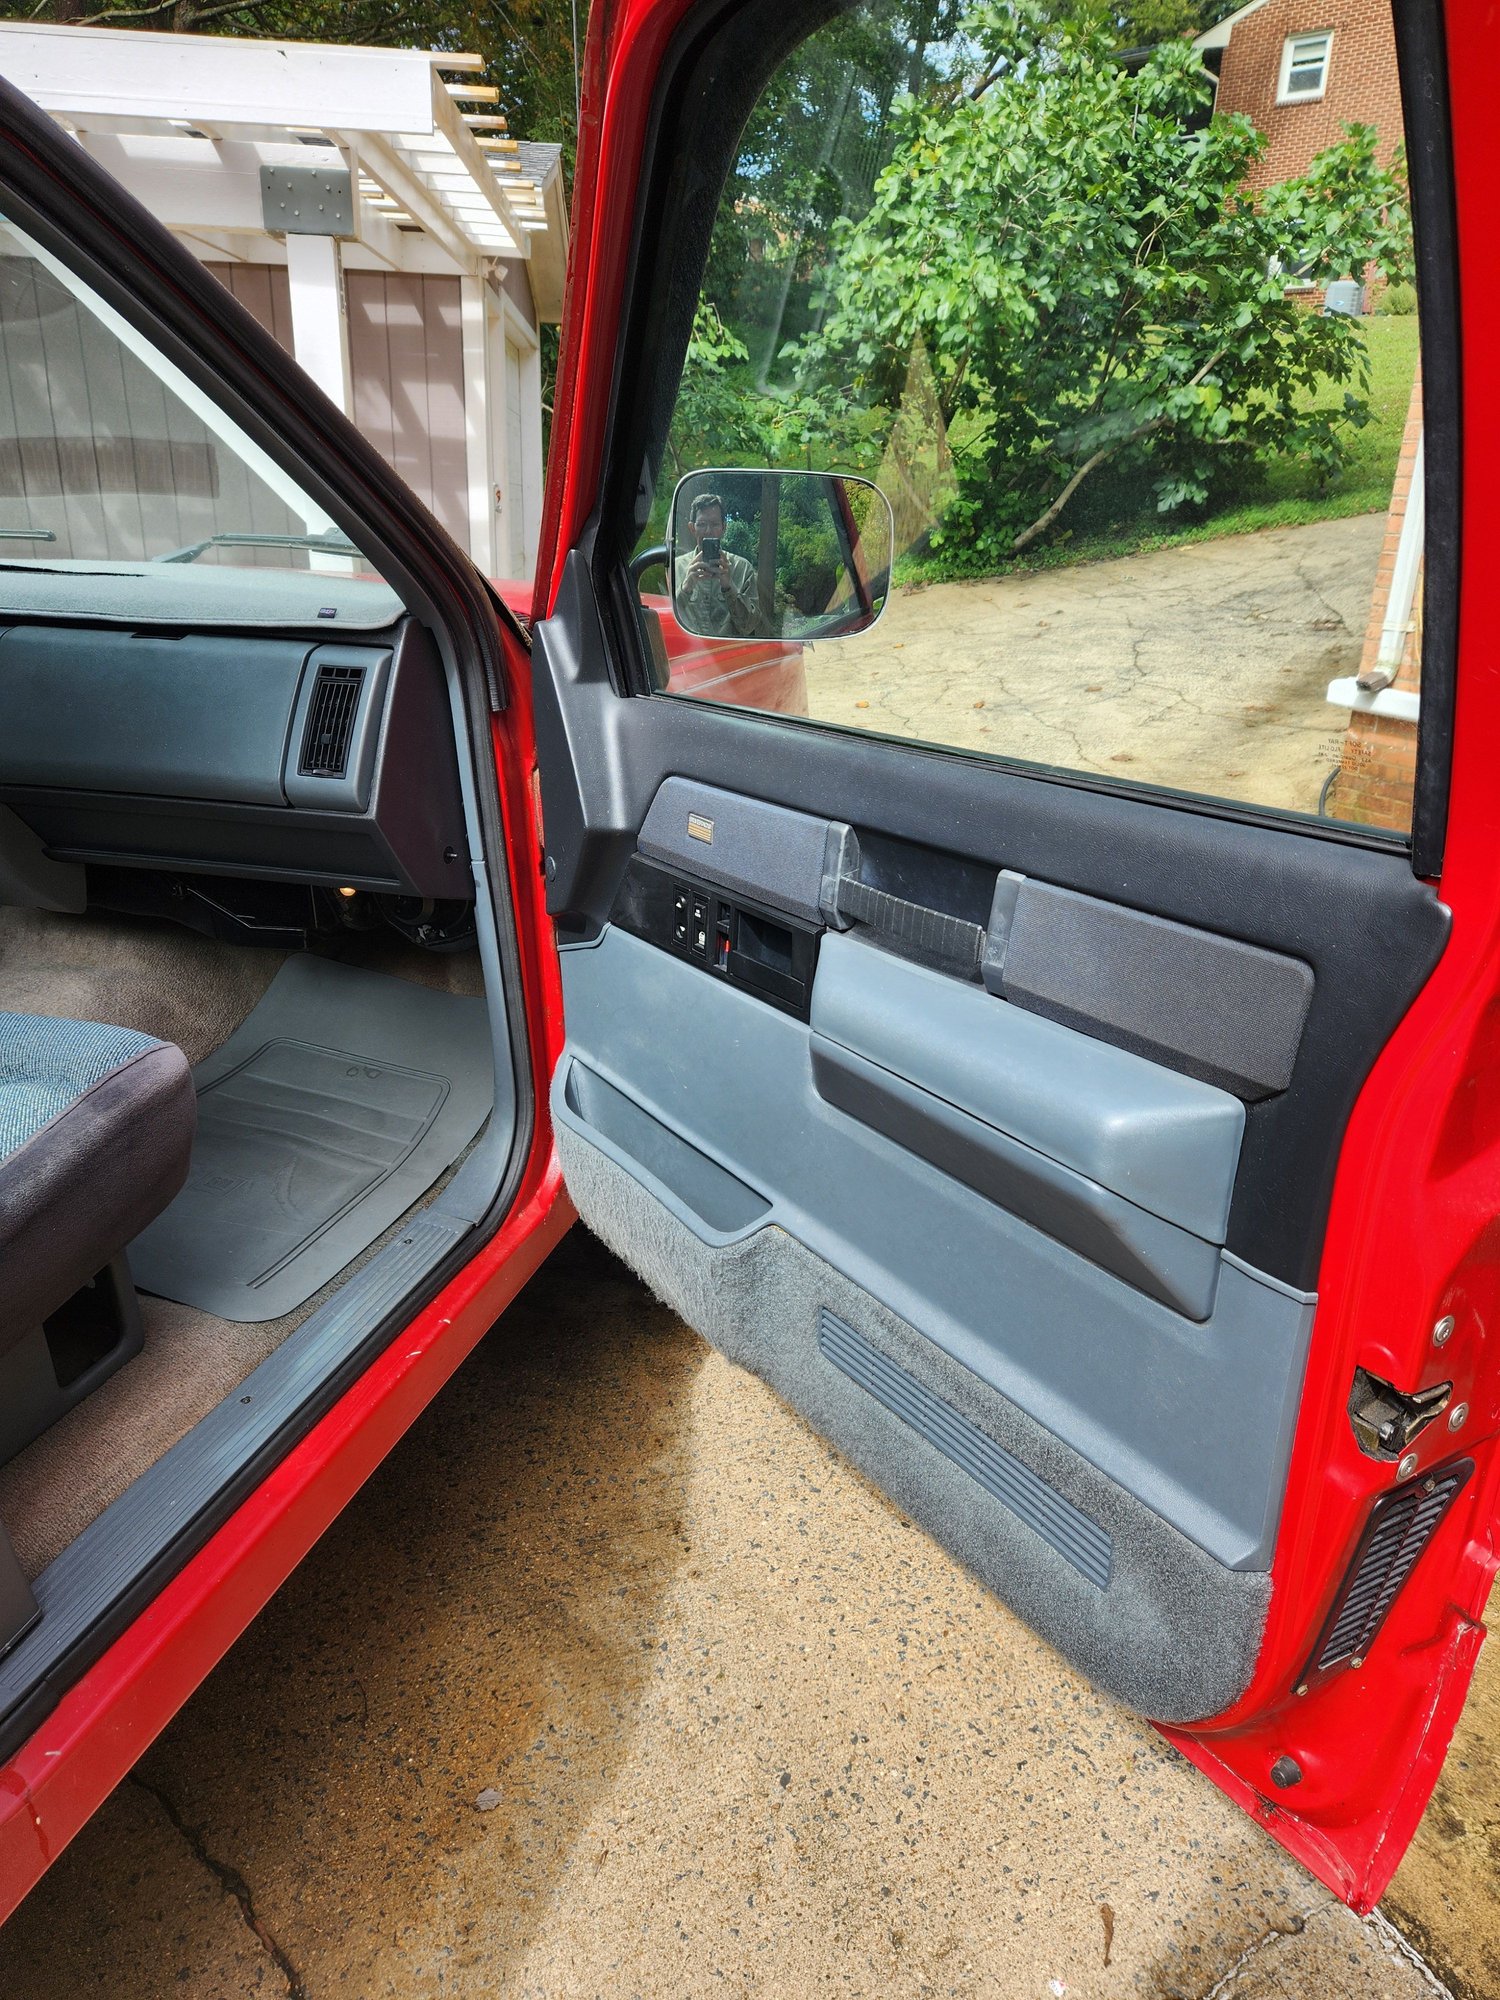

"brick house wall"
[1212,0,1404,191]
[1330,368,1423,829]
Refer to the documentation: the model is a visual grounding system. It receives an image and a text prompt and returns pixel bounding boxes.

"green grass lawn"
[898,314,1421,585]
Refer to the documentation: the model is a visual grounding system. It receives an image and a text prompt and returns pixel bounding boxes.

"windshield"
[0,214,382,585]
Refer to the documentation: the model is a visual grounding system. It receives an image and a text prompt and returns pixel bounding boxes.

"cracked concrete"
[802,514,1383,819]
[1386,1642,1500,2000]
[0,1231,1465,1997]
[130,1772,305,1997]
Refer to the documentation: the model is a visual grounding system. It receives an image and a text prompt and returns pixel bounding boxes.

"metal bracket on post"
[260,164,355,237]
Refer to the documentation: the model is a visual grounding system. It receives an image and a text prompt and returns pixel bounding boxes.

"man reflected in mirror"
[674,491,762,637]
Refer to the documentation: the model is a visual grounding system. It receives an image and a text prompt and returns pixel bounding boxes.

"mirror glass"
[667,468,893,644]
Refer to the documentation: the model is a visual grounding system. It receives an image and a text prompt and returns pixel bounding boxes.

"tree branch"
[1011,347,1224,554]
[178,0,274,25]
[73,0,175,22]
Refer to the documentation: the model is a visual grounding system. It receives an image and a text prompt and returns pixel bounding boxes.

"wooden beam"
[337,127,484,269]
[445,82,499,102]
[430,80,530,258]
[1,28,438,136]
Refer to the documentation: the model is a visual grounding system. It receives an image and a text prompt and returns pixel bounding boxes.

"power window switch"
[672,888,689,946]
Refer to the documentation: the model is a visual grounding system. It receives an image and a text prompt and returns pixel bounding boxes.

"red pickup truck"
[0,0,1492,1936]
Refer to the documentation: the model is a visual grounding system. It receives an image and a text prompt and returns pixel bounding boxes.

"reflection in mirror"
[668,468,893,644]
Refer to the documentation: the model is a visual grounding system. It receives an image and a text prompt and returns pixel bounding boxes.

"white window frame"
[1277,30,1333,105]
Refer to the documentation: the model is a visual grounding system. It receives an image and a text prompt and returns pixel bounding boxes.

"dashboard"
[0,566,470,901]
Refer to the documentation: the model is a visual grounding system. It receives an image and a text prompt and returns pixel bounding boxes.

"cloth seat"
[0,1013,195,1352]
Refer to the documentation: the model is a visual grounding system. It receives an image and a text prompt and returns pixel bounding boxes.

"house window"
[1277,31,1333,103]
[1269,248,1317,292]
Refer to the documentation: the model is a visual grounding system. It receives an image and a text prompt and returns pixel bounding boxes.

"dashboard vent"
[299,662,365,777]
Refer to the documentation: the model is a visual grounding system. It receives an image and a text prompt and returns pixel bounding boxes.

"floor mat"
[131,955,494,1322]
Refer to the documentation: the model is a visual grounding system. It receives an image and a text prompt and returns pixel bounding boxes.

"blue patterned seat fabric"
[0,1014,167,1160]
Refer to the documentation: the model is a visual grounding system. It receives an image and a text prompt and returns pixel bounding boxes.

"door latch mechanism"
[1348,1367,1452,1460]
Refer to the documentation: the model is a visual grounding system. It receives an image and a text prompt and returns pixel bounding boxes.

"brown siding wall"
[1214,0,1404,190]
[499,257,536,333]
[203,261,294,349]
[204,261,471,548]
[1,255,300,561]
[345,272,469,545]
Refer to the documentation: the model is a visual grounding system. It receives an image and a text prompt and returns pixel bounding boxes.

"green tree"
[788,4,1411,566]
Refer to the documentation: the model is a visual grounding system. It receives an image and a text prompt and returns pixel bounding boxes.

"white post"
[285,233,352,416]
[1372,429,1425,684]
[460,274,495,573]
[519,332,544,578]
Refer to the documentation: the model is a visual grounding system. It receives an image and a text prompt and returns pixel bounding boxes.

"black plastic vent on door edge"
[1303,1458,1472,1683]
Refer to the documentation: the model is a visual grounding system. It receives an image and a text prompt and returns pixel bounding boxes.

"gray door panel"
[812,931,1244,1243]
[554,922,1315,1575]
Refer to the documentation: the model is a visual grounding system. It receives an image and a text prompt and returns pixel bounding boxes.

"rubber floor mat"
[131,955,495,1322]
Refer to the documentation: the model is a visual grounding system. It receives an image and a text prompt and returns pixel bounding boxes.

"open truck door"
[528,0,1499,1909]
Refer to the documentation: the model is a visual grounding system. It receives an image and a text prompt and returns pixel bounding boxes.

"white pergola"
[0,24,568,576]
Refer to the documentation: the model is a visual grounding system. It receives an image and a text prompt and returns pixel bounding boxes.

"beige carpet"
[0,904,487,1577]
[0,903,287,1063]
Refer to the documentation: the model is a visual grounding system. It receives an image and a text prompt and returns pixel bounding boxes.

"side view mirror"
[667,468,893,645]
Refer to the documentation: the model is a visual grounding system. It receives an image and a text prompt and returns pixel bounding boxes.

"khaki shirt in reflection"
[673,549,761,637]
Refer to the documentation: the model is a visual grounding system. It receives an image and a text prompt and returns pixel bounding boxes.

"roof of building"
[1193,0,1271,52]
[0,23,569,318]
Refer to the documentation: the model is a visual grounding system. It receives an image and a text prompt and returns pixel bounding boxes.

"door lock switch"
[690,896,710,957]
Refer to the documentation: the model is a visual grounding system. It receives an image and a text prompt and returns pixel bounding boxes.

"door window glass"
[638,0,1424,836]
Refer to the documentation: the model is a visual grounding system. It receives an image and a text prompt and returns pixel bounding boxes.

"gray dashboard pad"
[0,559,405,631]
[131,955,494,1322]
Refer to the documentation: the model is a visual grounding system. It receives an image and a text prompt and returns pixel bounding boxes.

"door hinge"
[1348,1366,1452,1460]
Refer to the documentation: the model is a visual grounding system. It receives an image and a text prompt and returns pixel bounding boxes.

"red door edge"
[0,1168,574,1927]
[1144,0,1500,1899]
[538,0,1500,1911]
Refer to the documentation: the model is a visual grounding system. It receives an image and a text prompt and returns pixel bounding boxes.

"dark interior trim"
[1395,0,1462,880]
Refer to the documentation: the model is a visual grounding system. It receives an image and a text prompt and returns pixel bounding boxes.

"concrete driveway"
[0,1229,1479,1998]
[804,514,1382,817]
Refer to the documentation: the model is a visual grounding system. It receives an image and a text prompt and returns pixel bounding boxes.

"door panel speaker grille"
[817,1308,1113,1588]
[1306,1458,1472,1680]
[299,662,364,777]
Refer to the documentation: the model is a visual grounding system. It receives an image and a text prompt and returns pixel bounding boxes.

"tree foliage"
[784,3,1410,563]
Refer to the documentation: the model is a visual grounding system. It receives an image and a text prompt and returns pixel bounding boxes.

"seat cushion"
[0,1014,196,1350]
